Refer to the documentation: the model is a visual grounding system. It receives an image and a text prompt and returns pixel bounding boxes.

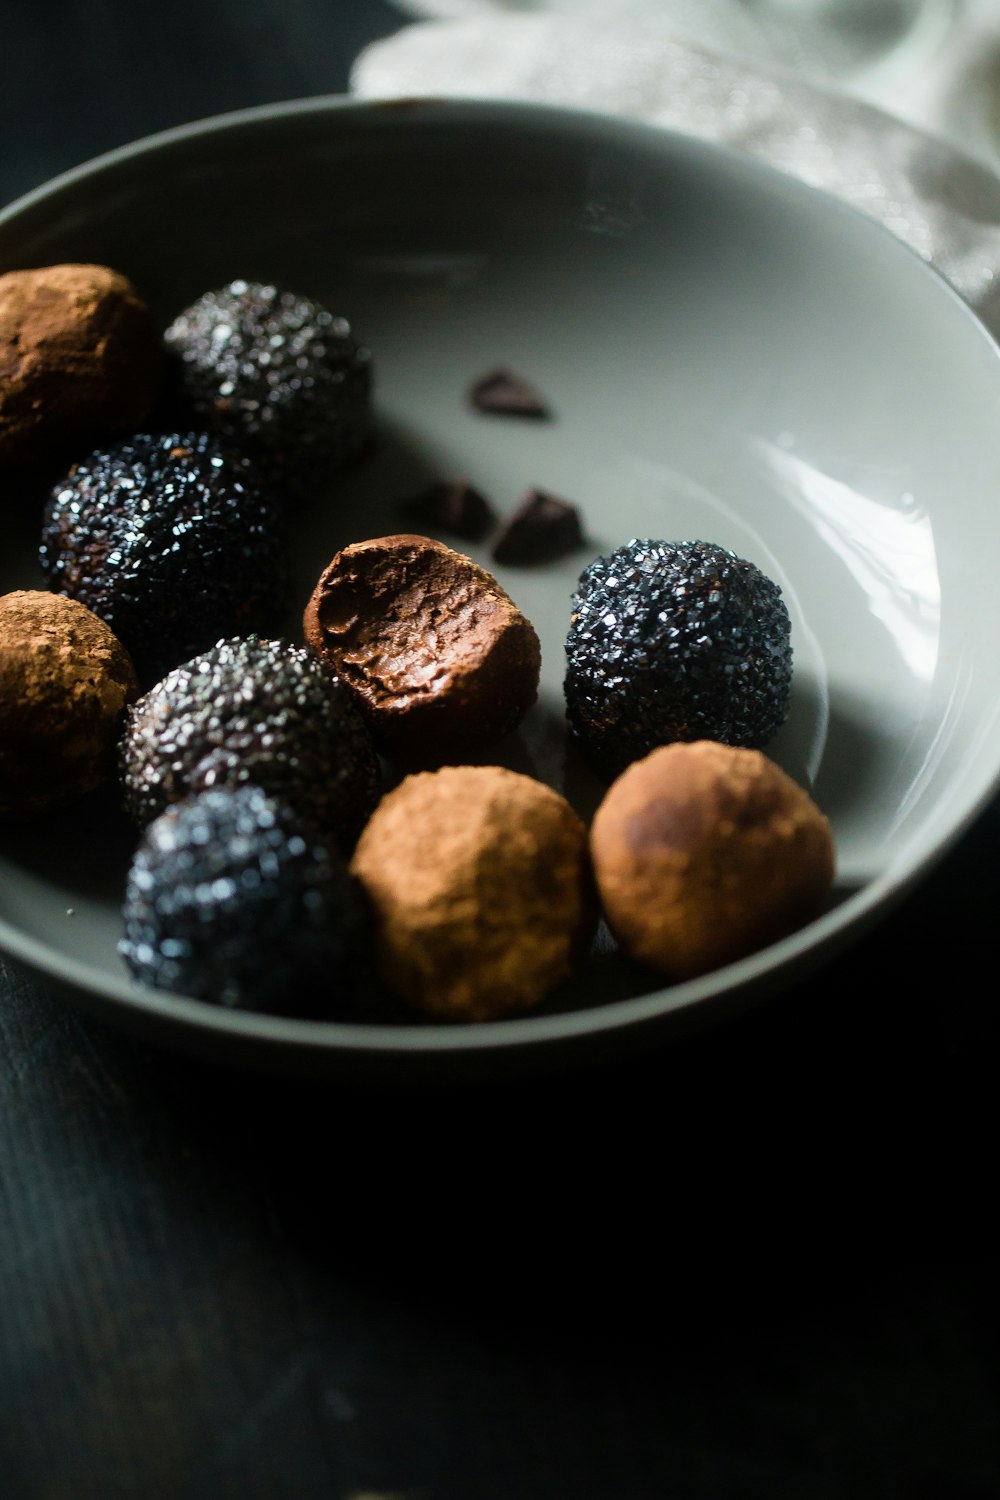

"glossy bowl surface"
[2,95,999,1080]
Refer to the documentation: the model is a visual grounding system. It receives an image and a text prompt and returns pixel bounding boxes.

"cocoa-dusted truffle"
[163,279,372,501]
[39,430,287,684]
[590,740,835,981]
[120,635,381,851]
[0,263,161,474]
[565,539,793,779]
[120,783,371,1015]
[303,534,541,762]
[350,765,595,1021]
[0,590,138,820]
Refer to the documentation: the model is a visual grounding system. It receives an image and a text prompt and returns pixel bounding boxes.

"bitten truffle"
[565,539,793,779]
[0,590,138,820]
[303,534,541,762]
[0,263,161,474]
[590,740,835,980]
[120,635,381,851]
[350,765,595,1021]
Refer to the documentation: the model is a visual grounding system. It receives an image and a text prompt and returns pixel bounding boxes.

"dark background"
[2,3,998,1497]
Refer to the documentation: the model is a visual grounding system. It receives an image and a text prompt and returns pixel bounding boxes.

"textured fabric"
[351,4,1000,336]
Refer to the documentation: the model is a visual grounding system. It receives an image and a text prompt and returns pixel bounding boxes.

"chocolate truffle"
[590,740,835,981]
[303,534,541,762]
[0,589,138,820]
[0,263,161,474]
[120,635,381,851]
[39,430,287,684]
[163,279,372,502]
[120,783,371,1015]
[565,539,793,779]
[350,765,595,1021]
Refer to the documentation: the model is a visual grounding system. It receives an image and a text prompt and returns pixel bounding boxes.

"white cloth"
[351,2,1000,336]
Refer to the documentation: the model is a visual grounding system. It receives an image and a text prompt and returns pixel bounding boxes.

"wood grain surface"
[2,3,1000,1496]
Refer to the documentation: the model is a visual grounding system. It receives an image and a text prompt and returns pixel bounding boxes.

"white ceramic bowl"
[2,96,999,1081]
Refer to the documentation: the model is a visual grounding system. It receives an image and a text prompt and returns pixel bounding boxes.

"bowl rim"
[3,90,1000,1062]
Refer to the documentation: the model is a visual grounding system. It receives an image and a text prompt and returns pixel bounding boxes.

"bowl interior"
[2,97,1000,1073]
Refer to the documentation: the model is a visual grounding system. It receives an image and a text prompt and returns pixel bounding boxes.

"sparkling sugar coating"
[119,783,370,1014]
[564,539,793,778]
[120,635,381,851]
[163,279,373,500]
[39,430,287,684]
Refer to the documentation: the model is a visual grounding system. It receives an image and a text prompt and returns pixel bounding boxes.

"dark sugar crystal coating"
[564,539,793,778]
[119,783,370,1015]
[121,635,381,851]
[163,279,373,502]
[39,430,287,684]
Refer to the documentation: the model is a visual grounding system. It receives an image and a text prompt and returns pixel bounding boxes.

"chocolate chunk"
[468,367,551,418]
[399,478,495,541]
[490,488,584,565]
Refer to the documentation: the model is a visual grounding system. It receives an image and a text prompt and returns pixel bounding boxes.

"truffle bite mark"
[303,534,540,760]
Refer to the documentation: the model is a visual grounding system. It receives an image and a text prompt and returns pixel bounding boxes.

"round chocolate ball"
[0,590,138,820]
[39,430,288,684]
[350,765,595,1021]
[565,539,793,779]
[590,740,835,980]
[303,533,541,763]
[120,635,381,851]
[120,783,371,1015]
[0,263,161,475]
[163,278,372,502]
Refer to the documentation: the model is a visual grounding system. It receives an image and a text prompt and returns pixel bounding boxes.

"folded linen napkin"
[351,7,1000,337]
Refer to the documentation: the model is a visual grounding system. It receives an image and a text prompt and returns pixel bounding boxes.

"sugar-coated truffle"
[163,278,372,502]
[0,263,161,474]
[0,590,138,820]
[39,430,288,684]
[303,534,541,762]
[565,539,793,779]
[120,783,371,1014]
[590,740,835,980]
[120,635,381,851]
[350,765,595,1021]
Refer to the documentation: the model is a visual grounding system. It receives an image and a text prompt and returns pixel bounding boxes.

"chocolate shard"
[468,367,552,418]
[490,488,585,566]
[399,478,495,542]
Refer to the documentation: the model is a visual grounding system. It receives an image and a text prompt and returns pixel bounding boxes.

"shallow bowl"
[2,95,999,1081]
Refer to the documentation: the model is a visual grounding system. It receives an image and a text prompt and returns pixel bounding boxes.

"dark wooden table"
[2,4,999,1496]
